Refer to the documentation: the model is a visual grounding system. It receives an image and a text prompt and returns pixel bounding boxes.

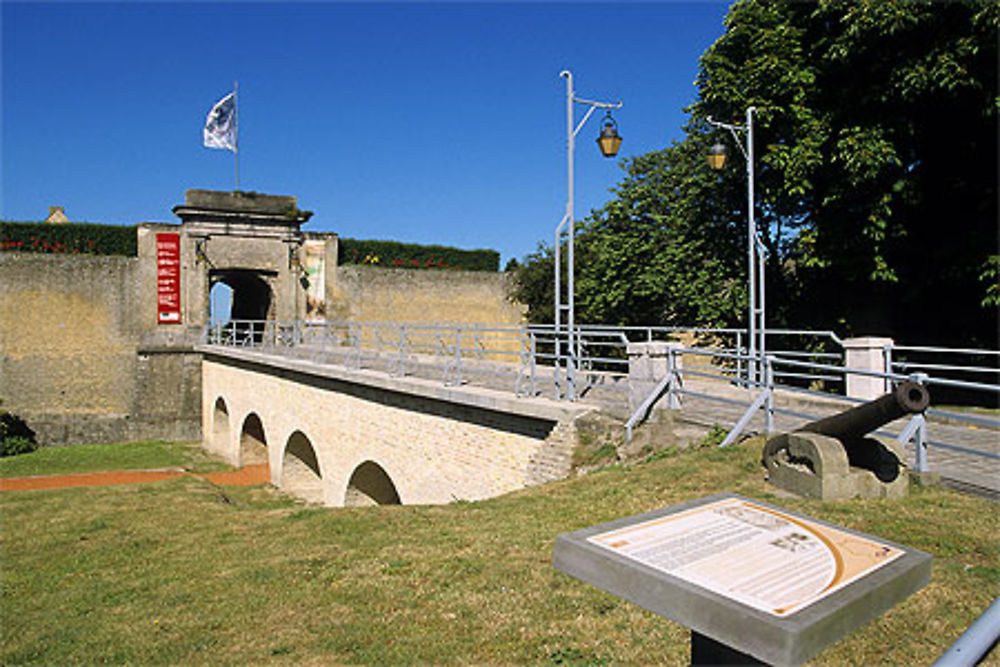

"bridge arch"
[239,413,269,468]
[281,430,325,504]
[211,397,230,456]
[202,353,582,507]
[345,460,401,506]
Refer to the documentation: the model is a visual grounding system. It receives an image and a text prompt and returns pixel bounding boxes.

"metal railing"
[204,319,999,481]
[204,320,998,408]
[888,344,1000,404]
[206,319,537,392]
[611,338,999,484]
[660,348,996,475]
[933,595,1000,666]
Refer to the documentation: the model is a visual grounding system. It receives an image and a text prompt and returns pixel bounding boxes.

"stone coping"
[184,189,298,215]
[197,345,592,424]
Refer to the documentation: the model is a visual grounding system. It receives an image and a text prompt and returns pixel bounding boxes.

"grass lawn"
[1,440,997,665]
[0,441,229,478]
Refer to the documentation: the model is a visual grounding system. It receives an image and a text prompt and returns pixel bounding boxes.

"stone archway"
[209,269,275,344]
[345,460,401,506]
[239,413,268,467]
[212,397,230,455]
[208,281,233,325]
[282,431,324,504]
[210,269,274,322]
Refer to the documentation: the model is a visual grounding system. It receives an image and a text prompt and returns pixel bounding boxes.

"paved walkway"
[0,464,270,493]
[671,378,1000,500]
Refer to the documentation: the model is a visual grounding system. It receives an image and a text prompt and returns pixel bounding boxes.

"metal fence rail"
[203,320,999,407]
[888,344,1000,402]
[933,595,1000,666]
[204,319,999,490]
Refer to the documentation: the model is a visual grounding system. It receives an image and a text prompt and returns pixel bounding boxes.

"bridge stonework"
[201,348,587,506]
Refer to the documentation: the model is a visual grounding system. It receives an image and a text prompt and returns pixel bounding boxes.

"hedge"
[338,238,499,272]
[0,223,499,270]
[0,221,138,256]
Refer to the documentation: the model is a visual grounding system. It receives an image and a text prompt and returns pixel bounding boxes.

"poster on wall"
[303,240,326,321]
[156,233,182,324]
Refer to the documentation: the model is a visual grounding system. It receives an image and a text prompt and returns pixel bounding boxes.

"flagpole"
[234,80,240,191]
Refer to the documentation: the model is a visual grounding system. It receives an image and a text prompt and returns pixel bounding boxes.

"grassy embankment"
[0,440,227,478]
[1,440,997,664]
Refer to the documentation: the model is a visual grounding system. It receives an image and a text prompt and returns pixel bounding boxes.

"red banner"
[156,233,182,324]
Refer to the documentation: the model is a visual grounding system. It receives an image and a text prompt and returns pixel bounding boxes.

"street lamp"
[706,141,729,171]
[596,112,623,158]
[554,70,622,400]
[706,107,766,386]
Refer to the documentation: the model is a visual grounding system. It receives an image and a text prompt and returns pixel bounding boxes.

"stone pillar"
[843,337,893,400]
[627,341,683,414]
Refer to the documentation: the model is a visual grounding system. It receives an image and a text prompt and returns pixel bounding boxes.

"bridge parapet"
[200,345,591,507]
[200,320,1000,500]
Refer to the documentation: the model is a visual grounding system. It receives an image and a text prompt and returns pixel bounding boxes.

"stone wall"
[0,253,201,445]
[0,253,138,414]
[332,265,524,325]
[0,250,525,447]
[202,352,580,506]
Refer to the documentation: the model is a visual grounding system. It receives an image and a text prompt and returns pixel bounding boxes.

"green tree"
[575,135,746,327]
[695,0,998,343]
[507,244,555,324]
[510,0,998,346]
[510,138,747,328]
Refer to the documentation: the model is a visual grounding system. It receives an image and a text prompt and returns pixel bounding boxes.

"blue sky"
[2,1,731,265]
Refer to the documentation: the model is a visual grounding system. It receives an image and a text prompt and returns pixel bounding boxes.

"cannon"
[762,381,930,500]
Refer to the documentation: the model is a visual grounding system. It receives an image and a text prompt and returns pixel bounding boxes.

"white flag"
[203,92,237,152]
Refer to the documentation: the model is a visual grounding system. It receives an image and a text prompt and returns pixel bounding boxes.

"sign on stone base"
[553,493,931,666]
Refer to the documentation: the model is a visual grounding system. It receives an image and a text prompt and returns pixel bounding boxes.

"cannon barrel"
[799,380,929,443]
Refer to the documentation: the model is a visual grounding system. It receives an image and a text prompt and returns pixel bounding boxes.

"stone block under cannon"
[762,381,930,500]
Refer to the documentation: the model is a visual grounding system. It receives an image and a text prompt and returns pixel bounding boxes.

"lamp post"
[707,107,766,386]
[555,70,622,401]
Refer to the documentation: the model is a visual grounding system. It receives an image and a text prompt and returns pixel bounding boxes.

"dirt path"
[0,464,270,492]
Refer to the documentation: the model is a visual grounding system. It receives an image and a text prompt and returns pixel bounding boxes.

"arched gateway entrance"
[143,189,335,338]
[209,269,275,324]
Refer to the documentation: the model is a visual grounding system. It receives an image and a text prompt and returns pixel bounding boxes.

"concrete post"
[627,341,683,414]
[843,337,893,400]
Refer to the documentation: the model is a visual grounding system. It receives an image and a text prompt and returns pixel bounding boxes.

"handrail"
[202,319,1000,488]
[932,596,1000,667]
[202,320,1000,418]
[895,344,1000,356]
[625,373,674,444]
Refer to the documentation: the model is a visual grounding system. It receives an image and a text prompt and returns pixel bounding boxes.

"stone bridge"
[200,346,589,506]
[200,331,1000,504]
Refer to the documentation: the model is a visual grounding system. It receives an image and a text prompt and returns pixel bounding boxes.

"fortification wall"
[1,253,137,443]
[0,251,524,447]
[332,265,524,325]
[0,252,201,445]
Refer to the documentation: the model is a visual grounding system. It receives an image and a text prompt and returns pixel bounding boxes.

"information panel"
[156,233,181,324]
[587,496,903,617]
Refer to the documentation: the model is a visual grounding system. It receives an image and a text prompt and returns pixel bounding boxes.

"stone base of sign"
[691,631,766,666]
[553,493,931,667]
[762,433,908,501]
